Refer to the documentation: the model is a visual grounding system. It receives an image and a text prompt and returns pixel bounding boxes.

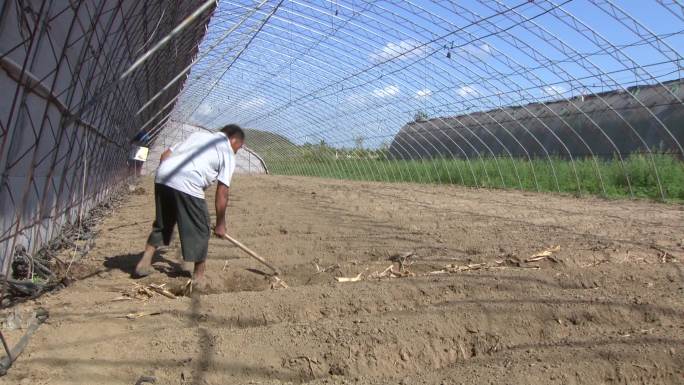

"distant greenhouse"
[389,79,684,161]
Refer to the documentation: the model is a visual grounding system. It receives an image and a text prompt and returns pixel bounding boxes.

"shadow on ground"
[103,251,191,279]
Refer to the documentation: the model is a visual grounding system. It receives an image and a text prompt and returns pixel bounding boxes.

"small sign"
[130,146,149,162]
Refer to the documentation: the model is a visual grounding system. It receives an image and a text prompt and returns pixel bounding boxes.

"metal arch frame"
[176,33,448,183]
[174,2,556,188]
[171,13,500,184]
[546,0,683,154]
[483,0,670,197]
[163,0,682,199]
[2,0,683,286]
[172,0,552,185]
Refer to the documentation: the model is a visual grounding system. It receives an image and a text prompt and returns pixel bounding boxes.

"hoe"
[219,233,287,288]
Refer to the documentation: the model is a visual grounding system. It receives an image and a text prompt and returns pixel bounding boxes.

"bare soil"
[1,175,683,385]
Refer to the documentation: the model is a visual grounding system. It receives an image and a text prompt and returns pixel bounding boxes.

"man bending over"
[135,124,245,288]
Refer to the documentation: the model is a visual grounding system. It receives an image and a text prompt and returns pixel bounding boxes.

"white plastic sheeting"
[142,121,267,176]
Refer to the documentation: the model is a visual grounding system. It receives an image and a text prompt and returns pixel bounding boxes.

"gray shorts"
[147,183,210,262]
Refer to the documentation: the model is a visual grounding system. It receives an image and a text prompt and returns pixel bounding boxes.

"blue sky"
[170,0,684,149]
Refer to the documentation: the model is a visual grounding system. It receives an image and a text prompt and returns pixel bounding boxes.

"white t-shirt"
[155,131,235,199]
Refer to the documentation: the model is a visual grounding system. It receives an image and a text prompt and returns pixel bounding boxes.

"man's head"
[220,124,245,154]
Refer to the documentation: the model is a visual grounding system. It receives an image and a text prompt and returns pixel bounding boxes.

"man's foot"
[178,261,193,277]
[192,277,209,293]
[134,244,157,278]
[133,264,155,278]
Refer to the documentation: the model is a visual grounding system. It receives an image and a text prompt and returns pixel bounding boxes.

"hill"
[243,128,295,152]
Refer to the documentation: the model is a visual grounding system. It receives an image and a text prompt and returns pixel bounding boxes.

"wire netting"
[0,0,215,275]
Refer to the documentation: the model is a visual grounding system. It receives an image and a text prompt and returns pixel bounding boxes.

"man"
[135,124,245,288]
[128,130,152,176]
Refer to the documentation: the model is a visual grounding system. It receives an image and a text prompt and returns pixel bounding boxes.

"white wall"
[142,121,267,176]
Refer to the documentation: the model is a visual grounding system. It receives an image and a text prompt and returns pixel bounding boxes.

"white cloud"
[543,85,568,96]
[460,43,492,60]
[415,88,432,99]
[370,40,426,63]
[237,96,267,109]
[195,103,214,116]
[457,85,479,97]
[343,85,401,109]
[372,85,400,98]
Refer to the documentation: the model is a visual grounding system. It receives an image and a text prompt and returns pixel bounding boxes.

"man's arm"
[159,148,173,163]
[214,181,229,237]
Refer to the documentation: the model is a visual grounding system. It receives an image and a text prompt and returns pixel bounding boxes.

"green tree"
[413,110,429,122]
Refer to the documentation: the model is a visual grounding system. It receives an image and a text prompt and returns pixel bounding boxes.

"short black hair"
[220,124,245,140]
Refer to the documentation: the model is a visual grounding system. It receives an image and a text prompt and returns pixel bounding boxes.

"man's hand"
[215,181,229,238]
[160,148,172,163]
[214,223,227,238]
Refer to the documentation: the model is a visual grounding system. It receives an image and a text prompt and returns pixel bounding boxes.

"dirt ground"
[1,175,683,385]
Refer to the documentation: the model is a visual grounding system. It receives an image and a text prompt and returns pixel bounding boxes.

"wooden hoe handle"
[220,233,281,275]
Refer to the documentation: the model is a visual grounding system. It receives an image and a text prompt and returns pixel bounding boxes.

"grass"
[267,154,684,202]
